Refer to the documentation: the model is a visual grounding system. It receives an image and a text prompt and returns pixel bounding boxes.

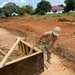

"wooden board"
[0,52,44,75]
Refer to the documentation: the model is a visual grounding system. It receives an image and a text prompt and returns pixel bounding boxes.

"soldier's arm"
[50,40,56,49]
[51,36,59,48]
[50,36,59,49]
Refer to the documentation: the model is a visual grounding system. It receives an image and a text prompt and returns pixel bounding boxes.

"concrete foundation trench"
[0,28,75,75]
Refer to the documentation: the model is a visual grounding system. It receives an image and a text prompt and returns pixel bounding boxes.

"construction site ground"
[0,14,75,75]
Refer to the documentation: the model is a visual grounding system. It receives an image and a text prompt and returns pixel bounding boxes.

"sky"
[0,0,65,8]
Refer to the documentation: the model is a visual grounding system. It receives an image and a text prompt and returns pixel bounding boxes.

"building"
[51,6,64,14]
[0,13,6,18]
[46,5,64,14]
[11,12,19,16]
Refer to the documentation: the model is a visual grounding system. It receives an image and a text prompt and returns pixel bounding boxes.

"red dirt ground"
[0,16,75,74]
[0,17,75,50]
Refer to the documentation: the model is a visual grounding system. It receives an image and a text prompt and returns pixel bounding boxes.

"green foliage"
[64,0,75,12]
[25,5,34,14]
[0,8,3,12]
[58,4,64,7]
[18,5,34,15]
[18,7,25,15]
[36,0,51,15]
[2,2,19,16]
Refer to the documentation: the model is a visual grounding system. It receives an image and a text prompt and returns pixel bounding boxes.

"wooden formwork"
[0,37,44,75]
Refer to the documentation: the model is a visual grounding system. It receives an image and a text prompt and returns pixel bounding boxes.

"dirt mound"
[23,13,32,17]
[56,17,75,22]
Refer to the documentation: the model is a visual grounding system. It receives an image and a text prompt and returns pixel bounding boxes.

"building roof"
[51,6,64,11]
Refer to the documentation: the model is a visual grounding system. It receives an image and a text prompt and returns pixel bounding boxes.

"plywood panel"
[0,52,44,75]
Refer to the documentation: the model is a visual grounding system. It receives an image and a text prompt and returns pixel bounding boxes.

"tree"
[36,0,51,15]
[18,5,34,16]
[64,0,75,12]
[25,5,34,14]
[58,4,64,7]
[0,8,3,13]
[18,7,25,15]
[2,2,19,16]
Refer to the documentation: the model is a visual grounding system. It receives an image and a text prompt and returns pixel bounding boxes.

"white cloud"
[16,0,26,4]
[0,0,64,8]
[8,0,26,4]
[0,2,8,7]
[46,0,60,2]
[0,0,27,7]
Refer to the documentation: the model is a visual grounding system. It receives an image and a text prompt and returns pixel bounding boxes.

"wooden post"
[25,45,29,55]
[18,42,21,50]
[18,41,26,55]
[18,41,23,55]
[22,43,26,55]
[0,37,21,68]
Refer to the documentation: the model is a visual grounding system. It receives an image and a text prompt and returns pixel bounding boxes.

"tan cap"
[53,27,61,35]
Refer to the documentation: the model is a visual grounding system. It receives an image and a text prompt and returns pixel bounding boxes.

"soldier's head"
[52,27,61,36]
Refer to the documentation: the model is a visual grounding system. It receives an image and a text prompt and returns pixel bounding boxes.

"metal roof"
[51,6,64,11]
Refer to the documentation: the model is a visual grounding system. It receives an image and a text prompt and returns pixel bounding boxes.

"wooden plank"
[0,51,44,75]
[25,45,29,55]
[0,49,13,61]
[18,42,24,56]
[18,41,26,55]
[18,42,22,51]
[22,43,26,55]
[5,51,42,66]
[0,37,21,68]
[20,39,41,52]
[24,44,26,55]
[20,42,23,52]
[0,44,8,49]
[18,42,21,50]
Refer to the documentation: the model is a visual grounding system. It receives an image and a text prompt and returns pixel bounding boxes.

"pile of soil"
[23,13,32,17]
[57,17,75,22]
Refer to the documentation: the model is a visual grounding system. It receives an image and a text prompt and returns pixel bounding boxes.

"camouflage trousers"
[38,42,51,62]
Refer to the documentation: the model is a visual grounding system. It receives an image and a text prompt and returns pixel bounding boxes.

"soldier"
[38,27,61,63]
